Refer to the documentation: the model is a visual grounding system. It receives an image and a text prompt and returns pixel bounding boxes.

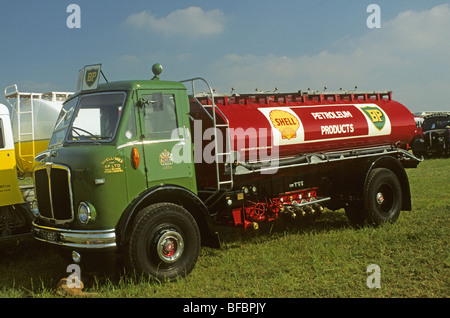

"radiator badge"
[159,149,174,168]
[101,157,124,174]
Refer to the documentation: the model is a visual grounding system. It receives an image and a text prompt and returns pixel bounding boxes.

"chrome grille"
[34,163,74,223]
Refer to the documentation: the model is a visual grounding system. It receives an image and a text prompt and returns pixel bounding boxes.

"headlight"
[78,202,96,224]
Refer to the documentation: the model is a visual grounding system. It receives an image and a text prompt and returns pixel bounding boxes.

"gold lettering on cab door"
[101,157,124,173]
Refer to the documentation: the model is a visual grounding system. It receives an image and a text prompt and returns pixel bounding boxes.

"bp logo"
[78,64,102,91]
[85,68,99,87]
[361,106,386,131]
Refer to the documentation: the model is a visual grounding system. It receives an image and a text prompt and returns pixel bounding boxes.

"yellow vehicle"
[0,85,72,240]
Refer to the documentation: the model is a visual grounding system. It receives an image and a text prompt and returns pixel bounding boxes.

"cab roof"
[70,79,186,99]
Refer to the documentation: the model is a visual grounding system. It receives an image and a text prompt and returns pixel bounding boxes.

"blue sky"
[1,0,449,111]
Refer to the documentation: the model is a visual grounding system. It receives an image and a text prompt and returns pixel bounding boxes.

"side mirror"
[136,92,163,114]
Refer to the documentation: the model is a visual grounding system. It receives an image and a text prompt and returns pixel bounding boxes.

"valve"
[246,202,267,222]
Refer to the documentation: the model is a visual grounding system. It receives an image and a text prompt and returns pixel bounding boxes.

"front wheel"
[127,203,201,281]
[364,168,402,226]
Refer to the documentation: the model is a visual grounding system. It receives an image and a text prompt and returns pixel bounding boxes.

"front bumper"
[32,221,116,249]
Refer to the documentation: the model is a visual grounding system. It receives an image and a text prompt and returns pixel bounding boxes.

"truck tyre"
[127,202,201,281]
[364,168,402,226]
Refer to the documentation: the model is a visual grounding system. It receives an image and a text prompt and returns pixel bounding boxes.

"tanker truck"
[0,85,72,240]
[31,64,421,281]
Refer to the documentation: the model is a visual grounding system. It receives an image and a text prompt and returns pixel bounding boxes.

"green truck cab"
[32,65,218,280]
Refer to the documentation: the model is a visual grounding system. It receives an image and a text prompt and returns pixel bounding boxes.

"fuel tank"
[193,91,416,162]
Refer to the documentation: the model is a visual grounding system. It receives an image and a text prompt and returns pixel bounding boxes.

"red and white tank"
[201,91,416,161]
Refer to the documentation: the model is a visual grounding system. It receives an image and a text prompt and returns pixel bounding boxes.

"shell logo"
[269,110,300,140]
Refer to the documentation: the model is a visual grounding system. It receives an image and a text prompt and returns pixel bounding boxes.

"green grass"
[0,159,448,298]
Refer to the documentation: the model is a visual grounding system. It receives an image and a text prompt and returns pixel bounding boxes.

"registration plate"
[36,230,58,242]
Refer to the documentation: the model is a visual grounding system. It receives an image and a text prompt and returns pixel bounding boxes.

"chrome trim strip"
[32,221,116,248]
[117,138,185,150]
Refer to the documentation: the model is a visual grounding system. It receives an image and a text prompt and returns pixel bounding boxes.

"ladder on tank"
[180,78,234,191]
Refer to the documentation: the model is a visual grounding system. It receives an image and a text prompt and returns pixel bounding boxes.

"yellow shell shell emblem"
[269,110,300,140]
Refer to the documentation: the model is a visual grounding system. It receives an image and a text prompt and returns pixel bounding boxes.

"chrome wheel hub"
[156,230,184,263]
[376,192,384,205]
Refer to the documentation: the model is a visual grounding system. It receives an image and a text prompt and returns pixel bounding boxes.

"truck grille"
[34,163,74,223]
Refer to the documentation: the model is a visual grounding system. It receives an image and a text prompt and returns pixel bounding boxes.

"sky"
[0,0,449,112]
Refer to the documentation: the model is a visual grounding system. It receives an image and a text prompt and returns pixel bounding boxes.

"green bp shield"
[78,64,102,91]
[361,106,386,131]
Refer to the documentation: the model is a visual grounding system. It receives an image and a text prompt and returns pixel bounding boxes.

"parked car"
[412,113,450,157]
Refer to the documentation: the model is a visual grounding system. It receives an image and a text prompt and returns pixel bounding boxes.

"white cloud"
[210,4,450,111]
[118,55,141,65]
[125,6,226,39]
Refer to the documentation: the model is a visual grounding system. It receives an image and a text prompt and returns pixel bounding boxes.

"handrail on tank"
[206,89,392,105]
[180,77,234,191]
[180,77,232,132]
[4,84,19,98]
[180,77,231,122]
[180,77,215,120]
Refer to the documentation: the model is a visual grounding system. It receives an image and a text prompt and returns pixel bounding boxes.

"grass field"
[0,158,448,298]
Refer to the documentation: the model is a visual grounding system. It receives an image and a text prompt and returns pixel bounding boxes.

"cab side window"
[142,93,178,140]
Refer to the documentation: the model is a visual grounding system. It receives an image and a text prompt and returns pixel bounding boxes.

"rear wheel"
[345,168,402,226]
[364,168,402,226]
[127,203,201,281]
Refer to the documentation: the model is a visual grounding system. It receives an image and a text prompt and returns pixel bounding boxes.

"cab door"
[137,90,195,190]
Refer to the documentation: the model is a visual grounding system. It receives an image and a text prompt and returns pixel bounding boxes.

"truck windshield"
[48,92,126,147]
